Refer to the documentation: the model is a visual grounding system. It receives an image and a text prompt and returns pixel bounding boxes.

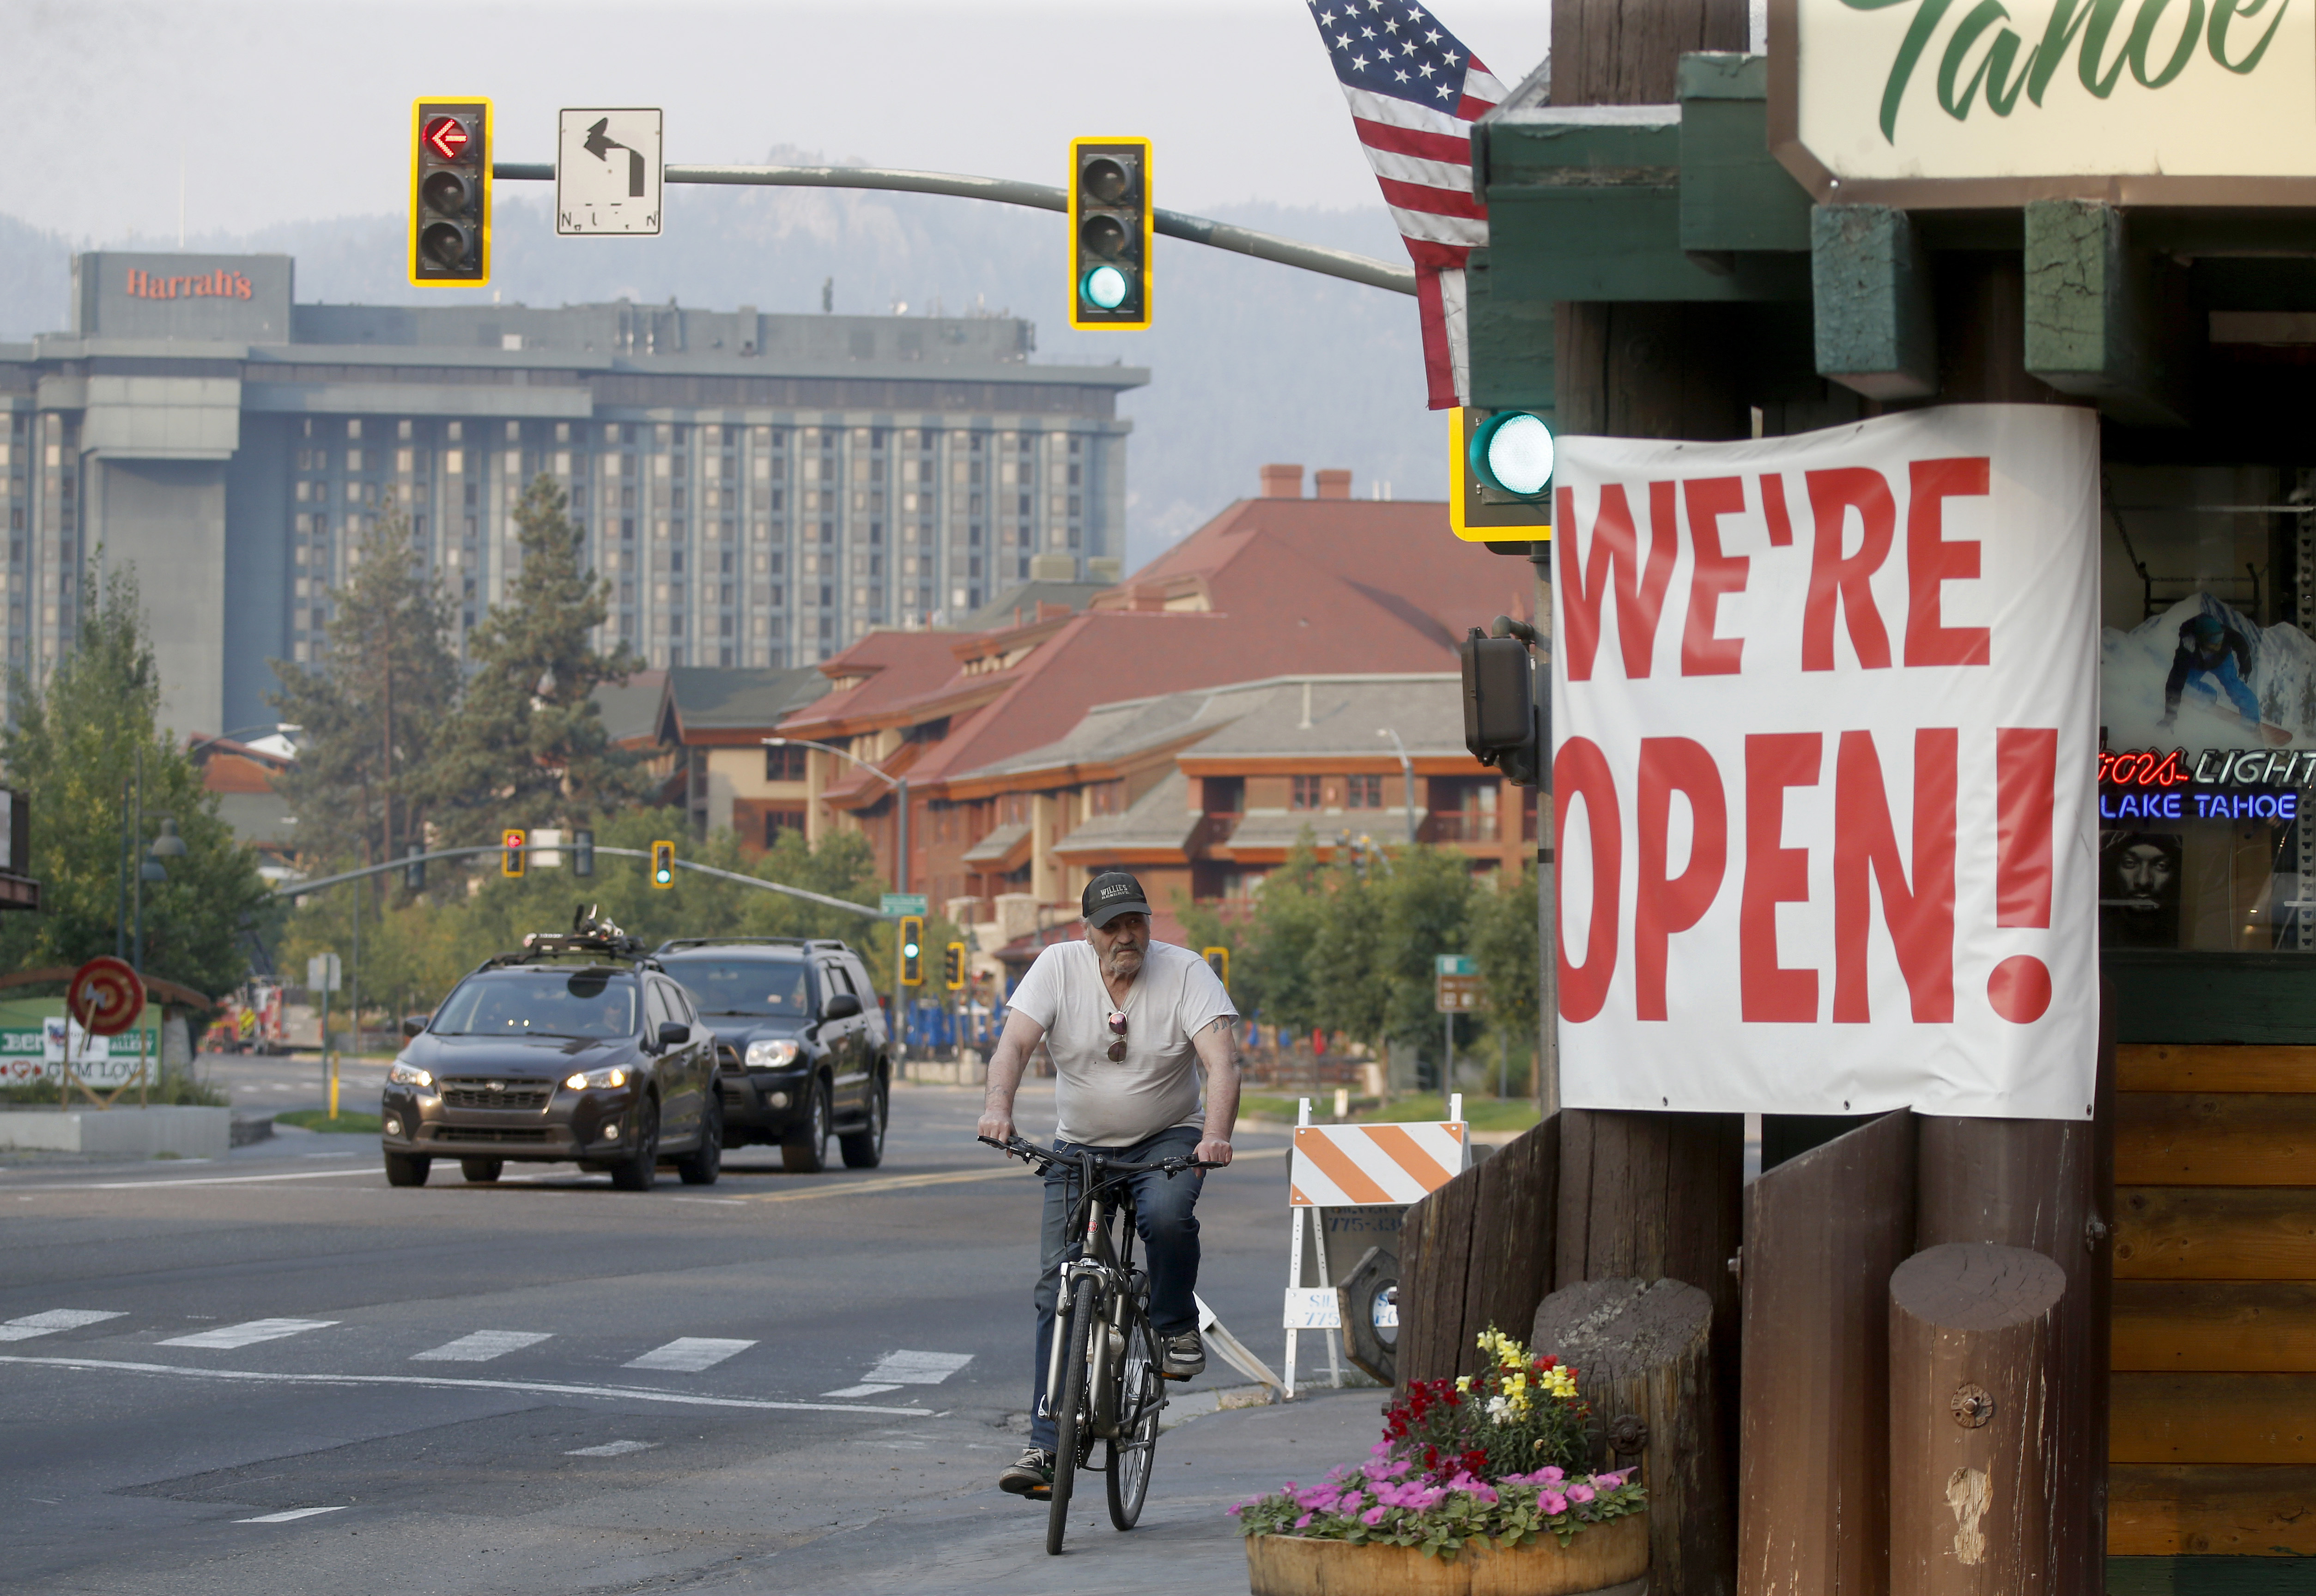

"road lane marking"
[866,1350,973,1384]
[0,1310,125,1342]
[822,1383,903,1398]
[626,1337,754,1372]
[565,1439,658,1457]
[411,1330,552,1363]
[0,1354,933,1415]
[236,1506,348,1523]
[159,1318,337,1349]
[6,1168,381,1193]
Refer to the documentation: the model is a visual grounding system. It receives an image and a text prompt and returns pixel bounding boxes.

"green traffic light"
[1080,264,1129,311]
[903,942,920,959]
[1470,411,1555,500]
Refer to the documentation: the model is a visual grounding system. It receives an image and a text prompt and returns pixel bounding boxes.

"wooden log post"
[1739,1110,1918,1596]
[1397,1115,1561,1389]
[1889,1244,2069,1596]
[1534,1276,1725,1596]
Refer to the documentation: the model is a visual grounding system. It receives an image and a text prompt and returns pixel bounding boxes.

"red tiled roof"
[782,496,1540,803]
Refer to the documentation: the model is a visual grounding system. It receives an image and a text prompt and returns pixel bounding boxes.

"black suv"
[655,937,889,1173]
[381,922,722,1191]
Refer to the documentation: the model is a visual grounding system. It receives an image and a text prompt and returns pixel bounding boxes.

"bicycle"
[982,1133,1213,1555]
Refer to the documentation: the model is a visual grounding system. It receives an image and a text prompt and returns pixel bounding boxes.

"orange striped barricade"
[1282,1094,1468,1397]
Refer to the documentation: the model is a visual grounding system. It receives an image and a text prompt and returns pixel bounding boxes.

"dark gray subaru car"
[381,923,721,1191]
[655,937,889,1173]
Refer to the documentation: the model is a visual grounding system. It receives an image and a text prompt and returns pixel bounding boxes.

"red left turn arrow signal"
[424,115,471,163]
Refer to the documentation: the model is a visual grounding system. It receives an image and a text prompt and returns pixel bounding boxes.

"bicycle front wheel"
[1105,1308,1163,1530]
[1047,1274,1100,1556]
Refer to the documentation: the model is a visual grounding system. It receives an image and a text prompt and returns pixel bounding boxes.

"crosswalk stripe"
[565,1440,657,1457]
[0,1310,125,1342]
[624,1337,754,1372]
[821,1382,903,1398]
[865,1350,973,1384]
[237,1506,347,1523]
[159,1318,337,1349]
[410,1330,552,1363]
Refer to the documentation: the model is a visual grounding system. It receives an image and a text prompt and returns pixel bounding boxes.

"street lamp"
[1376,728,1419,846]
[764,736,911,895]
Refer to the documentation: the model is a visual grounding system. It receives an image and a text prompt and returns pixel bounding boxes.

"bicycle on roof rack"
[980,1132,1217,1555]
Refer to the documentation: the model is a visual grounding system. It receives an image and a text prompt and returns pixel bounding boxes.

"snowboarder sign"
[1551,405,2099,1121]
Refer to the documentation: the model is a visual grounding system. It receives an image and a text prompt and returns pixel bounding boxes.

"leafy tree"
[1376,844,1477,1068]
[267,511,461,871]
[416,474,648,844]
[1470,864,1540,1094]
[0,565,275,995]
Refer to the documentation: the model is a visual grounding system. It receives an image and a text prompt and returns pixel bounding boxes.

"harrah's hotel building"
[0,252,1141,739]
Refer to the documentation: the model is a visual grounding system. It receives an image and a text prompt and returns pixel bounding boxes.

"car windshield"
[431,970,637,1039]
[662,957,812,1017]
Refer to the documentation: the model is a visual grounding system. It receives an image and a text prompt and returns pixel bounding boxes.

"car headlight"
[745,1039,801,1069]
[388,1060,432,1089]
[564,1066,629,1090]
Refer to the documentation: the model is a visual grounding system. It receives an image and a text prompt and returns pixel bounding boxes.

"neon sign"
[2099,746,2304,822]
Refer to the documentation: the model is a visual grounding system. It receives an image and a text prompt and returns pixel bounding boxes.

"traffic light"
[1448,408,1555,545]
[573,828,595,877]
[1461,625,1546,787]
[650,840,675,887]
[501,828,526,877]
[1069,138,1152,331]
[404,845,425,891]
[944,942,966,991]
[410,98,492,287]
[1203,945,1230,990]
[899,916,924,986]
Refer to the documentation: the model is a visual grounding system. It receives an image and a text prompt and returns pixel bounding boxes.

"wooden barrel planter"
[1245,1514,1647,1596]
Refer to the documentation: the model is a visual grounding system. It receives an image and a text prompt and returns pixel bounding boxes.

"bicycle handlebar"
[978,1133,1219,1176]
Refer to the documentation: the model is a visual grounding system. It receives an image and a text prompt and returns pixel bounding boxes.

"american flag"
[1304,0,1506,410]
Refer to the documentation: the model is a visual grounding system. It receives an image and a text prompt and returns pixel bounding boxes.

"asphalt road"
[0,1078,1381,1595]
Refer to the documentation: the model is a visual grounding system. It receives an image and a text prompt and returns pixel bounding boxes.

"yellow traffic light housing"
[1448,407,1554,545]
[944,942,967,991]
[1070,138,1152,331]
[501,828,526,878]
[899,916,924,986]
[650,840,675,887]
[1202,945,1230,989]
[410,98,492,287]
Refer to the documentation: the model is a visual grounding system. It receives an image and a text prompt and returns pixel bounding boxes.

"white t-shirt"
[1006,938,1237,1147]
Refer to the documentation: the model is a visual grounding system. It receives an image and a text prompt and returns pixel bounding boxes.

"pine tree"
[0,564,274,995]
[418,474,648,843]
[267,511,461,872]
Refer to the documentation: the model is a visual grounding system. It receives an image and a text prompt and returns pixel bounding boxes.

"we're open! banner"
[1552,406,2098,1121]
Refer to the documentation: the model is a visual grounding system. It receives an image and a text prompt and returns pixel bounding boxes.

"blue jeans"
[2201,656,2264,725]
[1029,1125,1203,1451]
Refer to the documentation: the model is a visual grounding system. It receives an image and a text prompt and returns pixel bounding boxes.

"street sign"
[306,953,342,994]
[1435,955,1482,1014]
[880,893,928,918]
[558,109,663,235]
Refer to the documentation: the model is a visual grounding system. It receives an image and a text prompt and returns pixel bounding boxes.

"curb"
[230,1114,274,1147]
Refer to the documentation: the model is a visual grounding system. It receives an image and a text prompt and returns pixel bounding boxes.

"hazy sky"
[6,0,1554,244]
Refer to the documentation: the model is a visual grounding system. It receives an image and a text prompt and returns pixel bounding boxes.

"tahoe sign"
[1770,0,2316,204]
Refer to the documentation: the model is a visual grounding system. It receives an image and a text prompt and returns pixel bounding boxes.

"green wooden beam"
[2024,199,2192,428]
[1464,250,1555,414]
[1811,204,1937,399]
[1678,54,1813,256]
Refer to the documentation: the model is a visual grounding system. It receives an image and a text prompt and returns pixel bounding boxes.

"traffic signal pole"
[489,161,1416,297]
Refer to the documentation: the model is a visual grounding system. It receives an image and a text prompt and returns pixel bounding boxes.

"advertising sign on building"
[1771,0,2316,206]
[1551,405,2100,1120]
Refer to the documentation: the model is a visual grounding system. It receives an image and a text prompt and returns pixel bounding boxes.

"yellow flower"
[1455,1375,1472,1393]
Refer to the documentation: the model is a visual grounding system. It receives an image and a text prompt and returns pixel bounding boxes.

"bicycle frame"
[1044,1151,1158,1447]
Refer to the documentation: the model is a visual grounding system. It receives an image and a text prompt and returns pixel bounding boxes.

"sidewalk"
[721,1390,1384,1595]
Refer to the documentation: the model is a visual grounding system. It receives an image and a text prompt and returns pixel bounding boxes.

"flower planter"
[1245,1513,1647,1596]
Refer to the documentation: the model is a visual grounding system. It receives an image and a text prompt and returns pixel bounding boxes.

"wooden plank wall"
[1397,1115,1559,1387]
[2111,1043,2316,1569]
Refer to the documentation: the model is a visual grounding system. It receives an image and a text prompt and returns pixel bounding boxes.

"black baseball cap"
[1082,871,1152,929]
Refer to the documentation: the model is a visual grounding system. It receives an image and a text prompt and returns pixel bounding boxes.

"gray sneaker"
[998,1445,1055,1496]
[1159,1329,1205,1381]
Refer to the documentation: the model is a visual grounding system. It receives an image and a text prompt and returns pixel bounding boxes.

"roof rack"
[652,936,849,955]
[485,905,655,967]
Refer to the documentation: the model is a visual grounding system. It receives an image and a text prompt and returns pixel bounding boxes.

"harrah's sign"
[123,267,254,302]
[1552,406,2099,1122]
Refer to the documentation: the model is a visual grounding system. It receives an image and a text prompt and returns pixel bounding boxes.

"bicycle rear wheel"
[1105,1308,1163,1530]
[1047,1274,1100,1556]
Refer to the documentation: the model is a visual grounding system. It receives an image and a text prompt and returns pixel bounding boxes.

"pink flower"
[1594,1472,1625,1490]
[1295,1512,1313,1529]
[1340,1492,1363,1514]
[1568,1483,1595,1504]
[1539,1467,1565,1483]
[1541,1492,1570,1515]
[1361,1505,1389,1527]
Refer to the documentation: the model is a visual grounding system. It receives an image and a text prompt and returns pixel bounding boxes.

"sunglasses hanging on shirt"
[1106,1010,1128,1062]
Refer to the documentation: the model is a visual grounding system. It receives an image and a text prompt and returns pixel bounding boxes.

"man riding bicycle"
[977,870,1240,1498]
